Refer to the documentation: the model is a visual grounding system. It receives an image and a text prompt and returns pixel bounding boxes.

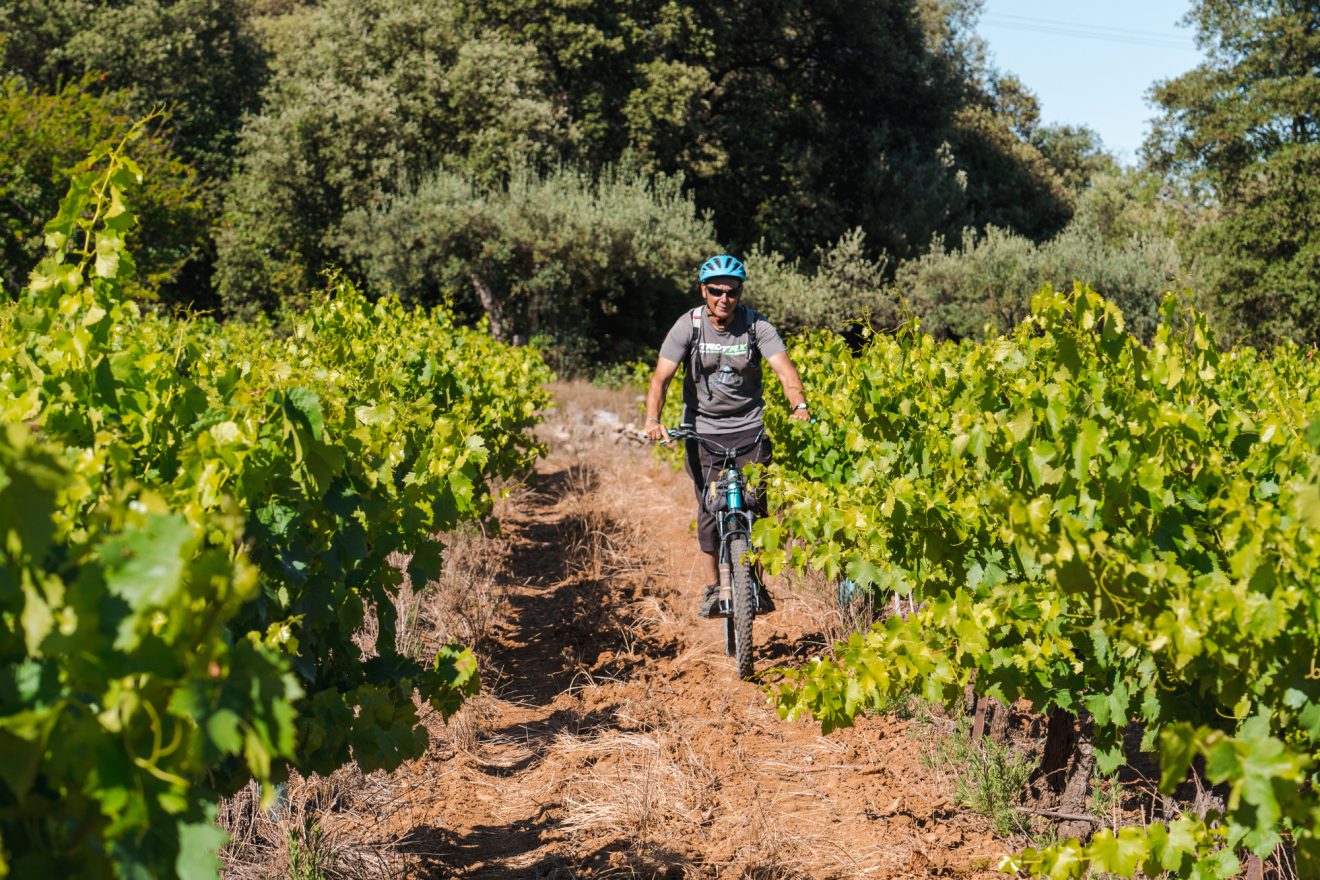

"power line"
[980,14,1198,52]
[986,11,1193,43]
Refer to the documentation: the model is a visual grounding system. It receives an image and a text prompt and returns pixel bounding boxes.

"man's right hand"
[645,420,669,443]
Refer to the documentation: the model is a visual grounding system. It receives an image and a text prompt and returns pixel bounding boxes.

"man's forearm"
[766,352,807,408]
[646,375,671,422]
[779,368,807,407]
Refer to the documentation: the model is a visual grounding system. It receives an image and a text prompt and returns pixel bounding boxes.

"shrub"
[743,228,897,337]
[894,222,1183,342]
[340,162,717,373]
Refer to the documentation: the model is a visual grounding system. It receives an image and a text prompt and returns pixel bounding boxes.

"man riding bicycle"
[643,254,811,618]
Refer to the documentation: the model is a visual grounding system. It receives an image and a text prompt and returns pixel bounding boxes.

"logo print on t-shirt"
[698,342,749,356]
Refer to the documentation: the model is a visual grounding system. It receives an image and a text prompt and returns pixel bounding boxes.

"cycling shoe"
[698,584,727,618]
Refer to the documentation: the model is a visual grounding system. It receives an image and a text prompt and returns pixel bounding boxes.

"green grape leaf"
[101,514,194,613]
[845,555,880,588]
[284,387,325,439]
[175,814,227,880]
[1159,724,1198,793]
[1086,827,1148,876]
[205,709,244,755]
[0,721,51,799]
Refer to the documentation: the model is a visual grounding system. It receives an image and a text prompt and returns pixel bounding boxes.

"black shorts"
[683,426,772,555]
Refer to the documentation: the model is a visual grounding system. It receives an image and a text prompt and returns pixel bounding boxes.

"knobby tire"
[728,535,755,679]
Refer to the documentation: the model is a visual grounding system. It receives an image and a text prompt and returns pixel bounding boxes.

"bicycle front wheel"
[728,535,756,679]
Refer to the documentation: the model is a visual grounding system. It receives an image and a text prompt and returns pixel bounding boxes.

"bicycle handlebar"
[665,426,764,459]
[665,420,815,445]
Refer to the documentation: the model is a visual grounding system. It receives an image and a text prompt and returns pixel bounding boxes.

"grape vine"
[756,287,1320,877]
[0,127,550,876]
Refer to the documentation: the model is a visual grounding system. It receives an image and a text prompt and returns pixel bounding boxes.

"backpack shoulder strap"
[742,305,761,368]
[689,306,703,366]
[682,306,706,424]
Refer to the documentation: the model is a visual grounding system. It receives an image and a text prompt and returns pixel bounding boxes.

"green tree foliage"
[627,0,1075,257]
[906,17,1108,241]
[1069,167,1188,245]
[1146,0,1320,346]
[217,0,1098,323]
[340,163,717,373]
[0,0,267,170]
[447,0,710,169]
[945,101,1073,243]
[672,0,975,257]
[1030,122,1118,202]
[1193,143,1320,344]
[214,0,563,315]
[971,73,1117,204]
[0,77,206,296]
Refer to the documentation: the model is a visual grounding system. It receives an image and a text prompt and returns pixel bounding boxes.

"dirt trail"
[323,383,1010,878]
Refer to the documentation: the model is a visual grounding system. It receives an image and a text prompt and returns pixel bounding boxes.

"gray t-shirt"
[659,305,787,434]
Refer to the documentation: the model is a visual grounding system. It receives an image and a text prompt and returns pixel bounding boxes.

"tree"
[678,0,972,257]
[218,0,1102,324]
[214,0,564,315]
[641,0,1074,259]
[1192,143,1320,344]
[339,163,716,372]
[1031,123,1118,203]
[1146,0,1320,345]
[0,77,206,297]
[0,0,267,171]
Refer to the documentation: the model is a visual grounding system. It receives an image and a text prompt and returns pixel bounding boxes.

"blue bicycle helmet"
[699,254,747,282]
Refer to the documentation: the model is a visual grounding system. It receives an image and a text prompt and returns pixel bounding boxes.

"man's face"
[701,277,742,321]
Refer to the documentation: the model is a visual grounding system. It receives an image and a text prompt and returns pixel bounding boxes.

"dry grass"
[554,727,709,879]
[350,513,512,672]
[408,517,511,651]
[550,709,883,880]
[558,730,712,841]
[731,794,816,880]
[556,462,649,584]
[618,594,683,657]
[219,768,406,880]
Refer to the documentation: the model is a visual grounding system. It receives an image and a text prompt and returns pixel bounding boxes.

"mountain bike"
[667,426,768,679]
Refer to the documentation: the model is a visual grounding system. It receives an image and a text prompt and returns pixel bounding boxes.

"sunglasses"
[704,284,743,299]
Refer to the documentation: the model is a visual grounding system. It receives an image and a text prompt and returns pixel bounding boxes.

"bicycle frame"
[667,425,766,676]
[667,426,763,596]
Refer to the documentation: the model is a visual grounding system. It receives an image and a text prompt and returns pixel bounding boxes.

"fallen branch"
[1014,806,1102,825]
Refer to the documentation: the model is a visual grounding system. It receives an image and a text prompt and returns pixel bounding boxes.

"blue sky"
[974,1,1206,165]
